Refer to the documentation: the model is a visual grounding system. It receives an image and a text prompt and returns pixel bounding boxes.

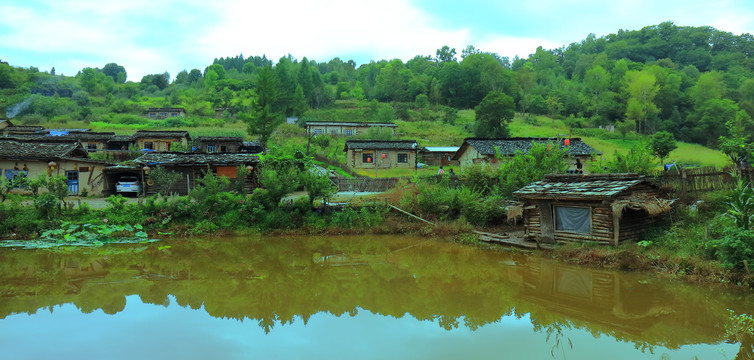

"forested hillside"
[1,21,753,154]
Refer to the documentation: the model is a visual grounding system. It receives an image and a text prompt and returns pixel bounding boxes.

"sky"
[1,0,754,81]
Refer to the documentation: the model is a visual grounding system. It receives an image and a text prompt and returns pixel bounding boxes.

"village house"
[420,146,460,167]
[513,174,672,245]
[306,121,397,137]
[132,130,190,152]
[453,137,600,171]
[144,107,186,119]
[0,139,107,196]
[343,140,418,170]
[194,136,244,153]
[123,152,260,196]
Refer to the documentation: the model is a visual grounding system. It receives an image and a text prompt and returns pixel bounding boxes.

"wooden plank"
[537,201,554,244]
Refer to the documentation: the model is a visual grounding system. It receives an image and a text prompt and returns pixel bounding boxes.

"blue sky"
[1,0,754,81]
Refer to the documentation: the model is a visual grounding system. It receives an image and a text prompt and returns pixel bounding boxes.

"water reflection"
[0,235,750,356]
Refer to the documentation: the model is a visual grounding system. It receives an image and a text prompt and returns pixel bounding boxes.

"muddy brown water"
[0,235,751,359]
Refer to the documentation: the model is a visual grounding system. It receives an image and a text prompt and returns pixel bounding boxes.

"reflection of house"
[194,136,243,153]
[306,121,397,137]
[0,139,106,195]
[343,140,418,170]
[132,152,260,195]
[420,146,460,167]
[145,108,186,119]
[133,130,190,151]
[514,174,672,245]
[453,137,599,169]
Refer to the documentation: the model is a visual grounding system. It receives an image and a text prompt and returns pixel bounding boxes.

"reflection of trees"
[0,235,749,347]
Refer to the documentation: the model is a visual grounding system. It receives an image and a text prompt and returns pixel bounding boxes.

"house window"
[554,206,591,234]
[397,153,408,163]
[171,112,178,117]
[207,145,217,153]
[149,113,156,118]
[87,143,97,151]
[144,142,154,150]
[4,169,28,188]
[344,129,353,136]
[220,145,227,152]
[314,129,323,134]
[362,153,374,164]
[331,130,337,135]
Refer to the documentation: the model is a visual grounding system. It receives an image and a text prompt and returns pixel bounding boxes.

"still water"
[0,235,751,359]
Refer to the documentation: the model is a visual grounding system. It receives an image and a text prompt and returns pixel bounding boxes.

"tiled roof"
[133,130,190,138]
[513,174,653,200]
[344,140,418,151]
[460,137,600,157]
[11,132,116,141]
[195,136,244,142]
[5,125,45,132]
[108,135,135,142]
[0,139,88,160]
[306,121,397,127]
[134,152,259,166]
[145,108,186,112]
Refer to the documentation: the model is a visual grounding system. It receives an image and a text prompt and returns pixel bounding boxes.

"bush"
[459,194,507,226]
[709,227,754,270]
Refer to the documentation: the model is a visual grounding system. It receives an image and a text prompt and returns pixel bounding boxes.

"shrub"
[459,194,507,226]
[708,227,754,270]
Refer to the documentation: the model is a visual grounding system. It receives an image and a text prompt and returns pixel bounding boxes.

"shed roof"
[134,152,259,166]
[513,174,654,200]
[0,139,90,160]
[344,140,418,151]
[422,146,460,153]
[455,137,599,159]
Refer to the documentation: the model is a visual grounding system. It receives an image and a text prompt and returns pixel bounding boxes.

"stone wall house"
[343,140,418,170]
[453,137,600,171]
[0,139,107,196]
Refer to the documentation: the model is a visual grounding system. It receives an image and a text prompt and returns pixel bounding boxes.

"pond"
[0,235,751,360]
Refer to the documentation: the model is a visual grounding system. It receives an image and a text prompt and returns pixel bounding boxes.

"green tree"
[584,65,610,119]
[240,65,284,149]
[649,131,677,162]
[624,70,659,133]
[615,119,636,141]
[300,170,337,206]
[474,91,515,138]
[148,166,182,196]
[102,63,127,83]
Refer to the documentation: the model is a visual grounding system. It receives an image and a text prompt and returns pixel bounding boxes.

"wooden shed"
[513,174,672,245]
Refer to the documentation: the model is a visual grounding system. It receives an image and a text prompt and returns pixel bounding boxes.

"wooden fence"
[335,177,403,192]
[647,166,754,194]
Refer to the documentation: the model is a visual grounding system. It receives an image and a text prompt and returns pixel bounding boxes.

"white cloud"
[2,0,754,80]
[194,0,470,65]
